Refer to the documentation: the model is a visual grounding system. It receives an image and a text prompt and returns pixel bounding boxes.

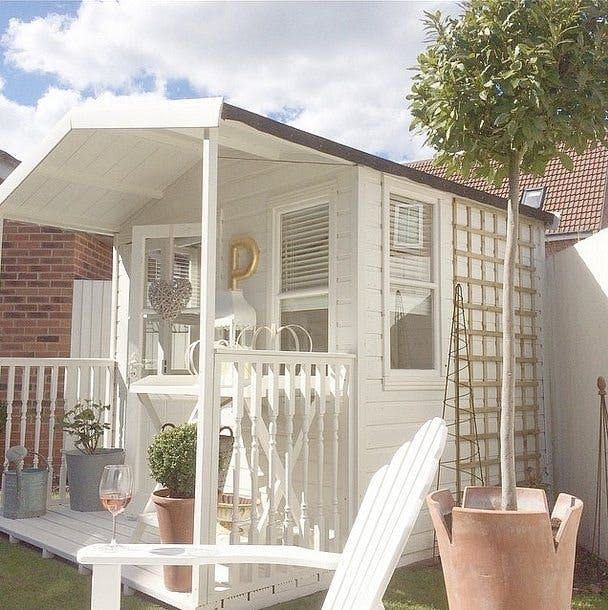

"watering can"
[2,445,48,519]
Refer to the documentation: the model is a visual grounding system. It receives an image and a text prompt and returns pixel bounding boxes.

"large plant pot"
[427,486,583,610]
[65,448,125,512]
[152,489,194,593]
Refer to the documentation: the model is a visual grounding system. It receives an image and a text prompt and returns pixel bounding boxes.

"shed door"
[129,223,201,378]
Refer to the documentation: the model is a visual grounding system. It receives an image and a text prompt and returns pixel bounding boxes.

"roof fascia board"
[68,97,223,130]
[222,102,553,225]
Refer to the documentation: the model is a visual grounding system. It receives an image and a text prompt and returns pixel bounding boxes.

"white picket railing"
[0,358,123,501]
[212,348,355,591]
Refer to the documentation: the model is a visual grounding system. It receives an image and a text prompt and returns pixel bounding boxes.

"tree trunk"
[500,152,521,511]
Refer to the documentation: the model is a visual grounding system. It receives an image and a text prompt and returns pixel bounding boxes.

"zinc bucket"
[2,460,48,519]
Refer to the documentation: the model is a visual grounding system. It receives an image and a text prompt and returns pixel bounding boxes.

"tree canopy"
[408,0,608,185]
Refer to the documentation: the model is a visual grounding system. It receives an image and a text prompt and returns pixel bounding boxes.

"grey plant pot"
[65,448,125,512]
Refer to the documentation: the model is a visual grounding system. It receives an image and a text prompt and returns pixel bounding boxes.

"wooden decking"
[0,503,329,609]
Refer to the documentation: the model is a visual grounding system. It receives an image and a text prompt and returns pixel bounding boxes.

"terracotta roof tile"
[408,146,608,235]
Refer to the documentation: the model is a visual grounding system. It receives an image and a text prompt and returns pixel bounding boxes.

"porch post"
[192,127,220,607]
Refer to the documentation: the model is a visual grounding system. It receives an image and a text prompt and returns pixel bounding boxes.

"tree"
[408,0,608,510]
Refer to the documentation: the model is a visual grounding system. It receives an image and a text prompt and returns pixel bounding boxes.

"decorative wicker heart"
[148,278,192,321]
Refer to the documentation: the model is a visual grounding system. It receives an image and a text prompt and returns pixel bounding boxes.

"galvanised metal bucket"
[2,465,48,519]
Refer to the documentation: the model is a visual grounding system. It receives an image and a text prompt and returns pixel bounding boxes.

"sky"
[0,1,458,163]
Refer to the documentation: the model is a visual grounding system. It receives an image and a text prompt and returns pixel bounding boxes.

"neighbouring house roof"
[408,145,608,236]
[0,150,20,183]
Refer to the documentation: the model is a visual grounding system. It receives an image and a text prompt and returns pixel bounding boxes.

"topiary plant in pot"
[61,400,124,512]
[409,0,606,607]
[148,422,197,593]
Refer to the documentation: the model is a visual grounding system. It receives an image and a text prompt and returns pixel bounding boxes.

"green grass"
[0,535,163,610]
[2,533,608,610]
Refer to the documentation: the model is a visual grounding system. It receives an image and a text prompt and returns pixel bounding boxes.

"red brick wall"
[0,220,112,357]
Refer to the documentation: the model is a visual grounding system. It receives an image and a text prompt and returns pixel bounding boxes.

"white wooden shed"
[0,96,552,609]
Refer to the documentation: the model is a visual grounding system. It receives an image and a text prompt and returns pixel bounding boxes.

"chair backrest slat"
[322,417,447,610]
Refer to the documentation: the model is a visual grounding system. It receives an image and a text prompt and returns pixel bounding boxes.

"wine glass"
[99,464,133,547]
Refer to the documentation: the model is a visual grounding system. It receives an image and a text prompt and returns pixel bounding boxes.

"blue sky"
[0,1,455,161]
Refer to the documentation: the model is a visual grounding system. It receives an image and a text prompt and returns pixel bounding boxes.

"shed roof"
[409,146,608,236]
[222,104,552,225]
[0,97,552,235]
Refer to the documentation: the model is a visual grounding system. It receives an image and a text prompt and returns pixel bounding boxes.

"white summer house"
[0,97,552,609]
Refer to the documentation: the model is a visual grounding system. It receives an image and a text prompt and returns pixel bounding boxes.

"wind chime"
[436,283,484,503]
[592,376,608,566]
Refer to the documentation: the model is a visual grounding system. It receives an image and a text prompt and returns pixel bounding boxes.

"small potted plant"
[147,423,196,593]
[61,400,124,512]
[147,422,234,592]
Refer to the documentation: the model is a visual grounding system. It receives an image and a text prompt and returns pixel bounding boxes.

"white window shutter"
[281,202,330,293]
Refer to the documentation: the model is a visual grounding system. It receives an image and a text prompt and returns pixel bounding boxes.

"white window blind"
[280,202,330,293]
[389,197,433,286]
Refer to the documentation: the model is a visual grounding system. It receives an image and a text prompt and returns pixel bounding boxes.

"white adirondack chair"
[77,417,447,610]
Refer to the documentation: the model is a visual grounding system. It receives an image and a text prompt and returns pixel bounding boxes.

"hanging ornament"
[148,278,192,321]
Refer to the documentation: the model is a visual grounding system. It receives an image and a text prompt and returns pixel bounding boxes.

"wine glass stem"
[111,514,117,546]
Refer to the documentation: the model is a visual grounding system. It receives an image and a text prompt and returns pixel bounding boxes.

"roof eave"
[222,103,553,225]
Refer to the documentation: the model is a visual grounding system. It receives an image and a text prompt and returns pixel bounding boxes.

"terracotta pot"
[427,486,583,610]
[152,489,194,592]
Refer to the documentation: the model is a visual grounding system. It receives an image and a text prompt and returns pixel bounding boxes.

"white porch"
[0,97,358,609]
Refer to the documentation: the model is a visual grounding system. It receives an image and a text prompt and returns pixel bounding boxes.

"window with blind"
[143,240,201,373]
[388,196,436,370]
[277,202,330,352]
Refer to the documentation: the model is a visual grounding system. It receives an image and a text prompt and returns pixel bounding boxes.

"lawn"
[1,533,608,610]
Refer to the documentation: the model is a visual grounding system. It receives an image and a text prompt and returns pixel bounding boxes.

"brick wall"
[0,220,112,357]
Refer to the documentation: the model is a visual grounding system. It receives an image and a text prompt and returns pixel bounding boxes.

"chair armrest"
[77,543,341,571]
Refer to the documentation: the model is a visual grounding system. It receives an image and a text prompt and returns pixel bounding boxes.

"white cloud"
[1,1,456,161]
[0,82,80,159]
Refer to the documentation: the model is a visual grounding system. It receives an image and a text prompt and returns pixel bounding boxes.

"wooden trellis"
[452,199,544,486]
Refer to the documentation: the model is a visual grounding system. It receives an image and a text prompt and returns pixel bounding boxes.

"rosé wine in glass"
[99,464,133,547]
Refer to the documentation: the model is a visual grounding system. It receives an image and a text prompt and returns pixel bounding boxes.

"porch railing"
[0,357,123,501]
[212,348,355,591]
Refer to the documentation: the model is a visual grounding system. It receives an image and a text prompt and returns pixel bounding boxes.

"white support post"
[90,564,122,610]
[192,127,220,608]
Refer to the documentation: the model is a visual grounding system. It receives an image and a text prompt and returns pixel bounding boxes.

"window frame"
[382,179,443,386]
[270,185,336,352]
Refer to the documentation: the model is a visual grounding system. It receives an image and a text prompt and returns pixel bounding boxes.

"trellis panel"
[453,199,545,486]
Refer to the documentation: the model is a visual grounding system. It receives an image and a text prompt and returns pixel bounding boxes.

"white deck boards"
[0,503,327,609]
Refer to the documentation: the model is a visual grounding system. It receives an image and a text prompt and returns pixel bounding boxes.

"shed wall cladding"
[356,167,547,564]
[453,198,547,488]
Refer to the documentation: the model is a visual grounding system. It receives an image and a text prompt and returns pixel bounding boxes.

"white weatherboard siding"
[354,167,451,564]
[355,167,548,565]
[547,228,608,559]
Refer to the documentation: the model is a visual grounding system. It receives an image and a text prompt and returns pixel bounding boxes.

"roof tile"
[409,146,608,235]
